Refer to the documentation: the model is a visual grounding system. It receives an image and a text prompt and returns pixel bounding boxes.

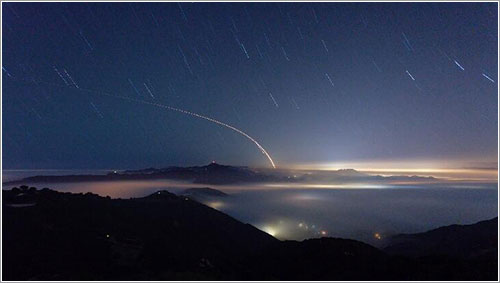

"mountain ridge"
[3,186,497,280]
[3,162,439,186]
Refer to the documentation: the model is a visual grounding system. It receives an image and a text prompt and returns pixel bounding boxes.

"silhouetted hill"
[181,187,228,198]
[3,163,442,187]
[3,186,276,280]
[335,168,368,177]
[384,217,498,259]
[246,237,398,280]
[120,162,277,185]
[3,162,280,185]
[3,186,497,280]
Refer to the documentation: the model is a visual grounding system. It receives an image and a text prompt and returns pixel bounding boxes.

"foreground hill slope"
[384,217,498,259]
[3,186,497,280]
[3,186,276,280]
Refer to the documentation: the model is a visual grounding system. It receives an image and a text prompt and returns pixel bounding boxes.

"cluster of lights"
[260,220,329,239]
[298,222,328,236]
[260,221,382,241]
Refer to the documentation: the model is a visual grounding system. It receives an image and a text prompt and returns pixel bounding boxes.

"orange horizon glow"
[286,159,498,182]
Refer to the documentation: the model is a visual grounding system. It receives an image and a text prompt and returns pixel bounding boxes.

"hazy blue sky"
[2,2,497,169]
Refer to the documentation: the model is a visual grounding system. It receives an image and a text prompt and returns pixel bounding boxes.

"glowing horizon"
[286,159,498,181]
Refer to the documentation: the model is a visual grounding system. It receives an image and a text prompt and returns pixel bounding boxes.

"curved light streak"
[12,77,277,168]
[109,95,277,169]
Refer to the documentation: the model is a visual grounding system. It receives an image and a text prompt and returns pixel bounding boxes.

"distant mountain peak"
[337,168,358,172]
[182,187,228,198]
[207,161,225,167]
[140,190,179,201]
[335,168,366,176]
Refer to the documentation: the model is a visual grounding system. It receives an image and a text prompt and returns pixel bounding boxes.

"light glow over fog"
[16,180,197,198]
[264,183,392,189]
[2,178,497,245]
[289,159,498,181]
[205,200,225,210]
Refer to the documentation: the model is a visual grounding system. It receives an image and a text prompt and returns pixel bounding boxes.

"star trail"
[2,2,498,170]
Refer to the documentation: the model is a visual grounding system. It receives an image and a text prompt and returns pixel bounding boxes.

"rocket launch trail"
[8,77,277,168]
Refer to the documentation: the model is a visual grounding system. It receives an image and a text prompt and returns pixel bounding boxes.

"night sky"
[2,2,498,170]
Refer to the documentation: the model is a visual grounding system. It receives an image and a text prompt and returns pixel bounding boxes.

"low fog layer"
[2,175,496,246]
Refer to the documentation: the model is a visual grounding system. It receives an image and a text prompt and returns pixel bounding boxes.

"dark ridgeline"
[2,163,279,186]
[3,162,438,186]
[181,187,229,198]
[383,217,498,259]
[3,185,276,280]
[3,186,498,281]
